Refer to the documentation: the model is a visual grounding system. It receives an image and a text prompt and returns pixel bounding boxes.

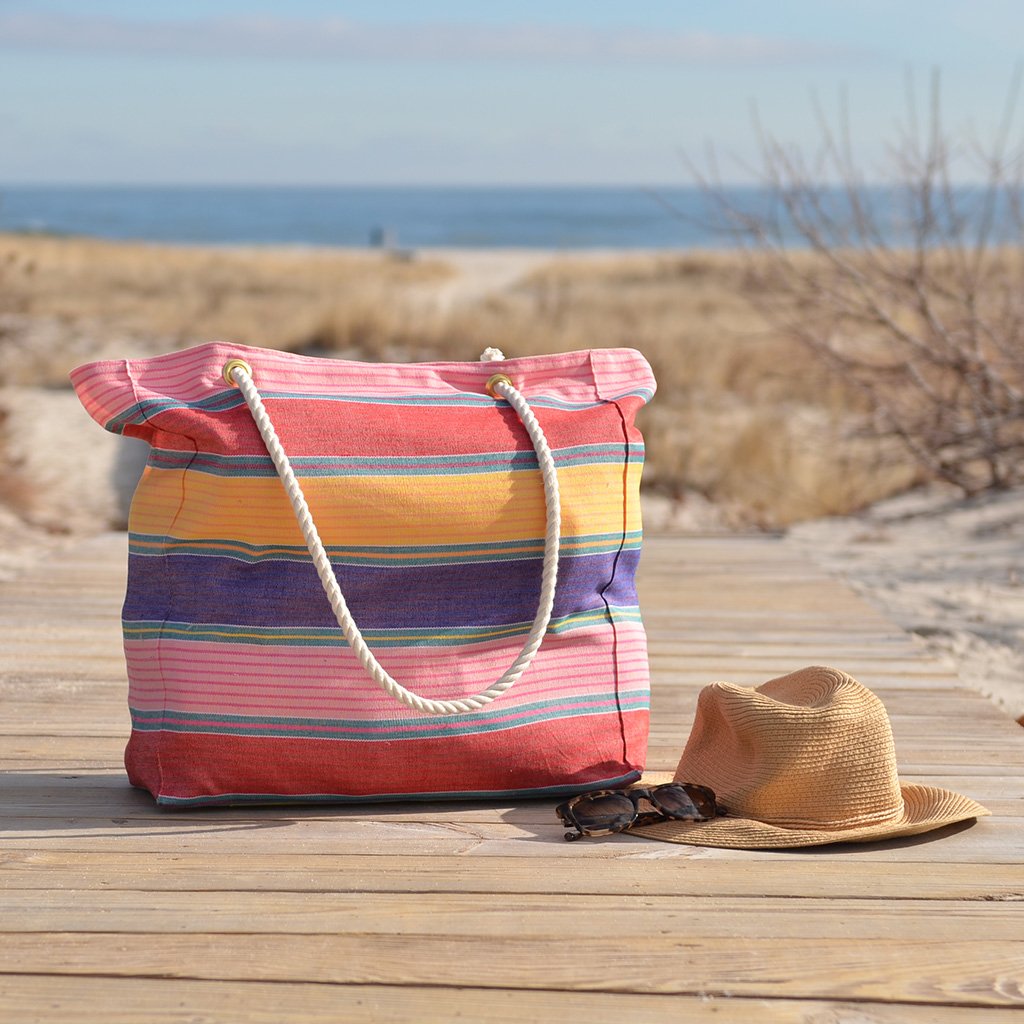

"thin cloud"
[0,12,861,64]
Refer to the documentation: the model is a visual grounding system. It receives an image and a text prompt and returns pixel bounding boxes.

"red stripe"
[139,397,646,457]
[124,710,648,802]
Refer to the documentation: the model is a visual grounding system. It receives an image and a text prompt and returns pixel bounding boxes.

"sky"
[1,1,1022,185]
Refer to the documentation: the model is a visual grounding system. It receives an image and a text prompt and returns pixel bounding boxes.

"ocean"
[0,183,1013,250]
[0,184,733,249]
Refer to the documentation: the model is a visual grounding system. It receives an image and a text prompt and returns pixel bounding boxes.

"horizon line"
[0,179,1006,190]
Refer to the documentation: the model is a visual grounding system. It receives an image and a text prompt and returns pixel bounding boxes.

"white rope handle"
[226,357,561,716]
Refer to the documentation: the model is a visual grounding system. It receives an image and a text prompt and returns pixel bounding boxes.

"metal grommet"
[486,373,514,398]
[222,358,253,387]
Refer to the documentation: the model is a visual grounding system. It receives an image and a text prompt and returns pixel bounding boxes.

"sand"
[787,484,1024,724]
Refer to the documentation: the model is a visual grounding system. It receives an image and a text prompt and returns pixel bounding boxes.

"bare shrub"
[689,72,1024,494]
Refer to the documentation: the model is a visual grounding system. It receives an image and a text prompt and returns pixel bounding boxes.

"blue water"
[0,183,1016,250]
[0,184,760,249]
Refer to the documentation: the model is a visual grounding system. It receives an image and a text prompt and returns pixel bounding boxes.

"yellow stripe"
[123,608,619,645]
[128,535,633,559]
[128,463,643,546]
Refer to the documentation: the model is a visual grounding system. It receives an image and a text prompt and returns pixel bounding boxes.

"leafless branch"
[691,72,1024,493]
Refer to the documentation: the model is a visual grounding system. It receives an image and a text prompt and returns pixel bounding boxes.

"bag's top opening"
[70,342,657,437]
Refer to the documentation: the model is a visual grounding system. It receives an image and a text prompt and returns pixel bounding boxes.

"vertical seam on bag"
[588,350,638,771]
[598,395,635,772]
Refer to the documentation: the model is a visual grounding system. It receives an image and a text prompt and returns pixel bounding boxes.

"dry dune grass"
[0,233,921,529]
[0,234,453,381]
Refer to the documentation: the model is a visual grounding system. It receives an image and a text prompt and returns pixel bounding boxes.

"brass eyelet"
[485,373,514,398]
[222,358,253,387]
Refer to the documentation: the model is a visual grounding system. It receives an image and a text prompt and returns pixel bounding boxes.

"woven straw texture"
[633,666,989,848]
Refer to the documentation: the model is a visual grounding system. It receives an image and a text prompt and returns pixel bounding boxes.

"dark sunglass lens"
[570,792,636,830]
[688,785,719,817]
[653,783,716,820]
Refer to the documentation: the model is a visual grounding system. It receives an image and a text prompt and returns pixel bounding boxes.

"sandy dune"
[789,485,1024,723]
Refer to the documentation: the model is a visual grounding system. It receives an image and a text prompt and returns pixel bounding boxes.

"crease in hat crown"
[675,667,907,830]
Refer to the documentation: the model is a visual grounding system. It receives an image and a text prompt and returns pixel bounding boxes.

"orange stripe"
[129,463,643,546]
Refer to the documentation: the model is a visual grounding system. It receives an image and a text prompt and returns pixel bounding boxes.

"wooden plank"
[4,850,1023,901]
[0,760,1014,817]
[0,817,1011,862]
[2,932,1021,1007]
[3,890,1023,941]
[5,976,1021,1024]
[0,736,125,760]
[2,799,1015,824]
[0,777,1015,817]
[2,530,1021,1021]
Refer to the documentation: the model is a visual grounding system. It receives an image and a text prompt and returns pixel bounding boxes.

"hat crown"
[675,667,905,830]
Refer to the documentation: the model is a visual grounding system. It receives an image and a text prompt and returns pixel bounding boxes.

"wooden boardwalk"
[1,532,1022,1021]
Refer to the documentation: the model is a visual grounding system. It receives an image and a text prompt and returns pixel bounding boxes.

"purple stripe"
[123,549,640,629]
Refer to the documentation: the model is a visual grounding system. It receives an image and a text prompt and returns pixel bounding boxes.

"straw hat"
[633,666,989,848]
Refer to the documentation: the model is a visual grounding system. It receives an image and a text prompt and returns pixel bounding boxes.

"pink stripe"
[124,623,646,666]
[124,662,649,704]
[123,653,650,694]
[69,362,137,425]
[127,671,650,717]
[121,638,647,688]
[72,343,656,426]
[124,625,650,717]
[124,649,651,703]
[126,675,651,718]
[131,346,620,387]
[130,357,614,392]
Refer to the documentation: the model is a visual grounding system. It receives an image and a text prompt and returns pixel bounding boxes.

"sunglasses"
[556,782,723,841]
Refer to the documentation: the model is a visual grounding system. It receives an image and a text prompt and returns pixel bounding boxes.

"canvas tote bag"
[71,342,656,806]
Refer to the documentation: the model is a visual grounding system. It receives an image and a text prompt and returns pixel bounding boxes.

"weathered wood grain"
[3,850,1023,900]
[2,531,1022,1020]
[2,932,1022,1007]
[4,890,1024,942]
[4,976,1022,1024]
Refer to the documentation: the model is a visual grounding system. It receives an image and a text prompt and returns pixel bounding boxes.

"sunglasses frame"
[556,781,722,842]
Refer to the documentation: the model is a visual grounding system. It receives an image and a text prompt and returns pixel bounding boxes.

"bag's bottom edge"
[144,769,643,809]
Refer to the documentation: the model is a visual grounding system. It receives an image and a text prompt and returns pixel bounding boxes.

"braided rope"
[229,362,561,716]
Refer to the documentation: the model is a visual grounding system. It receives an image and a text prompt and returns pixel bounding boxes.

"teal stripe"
[106,390,244,432]
[105,387,654,431]
[127,530,644,567]
[129,690,650,742]
[146,442,646,478]
[122,604,644,647]
[152,770,643,807]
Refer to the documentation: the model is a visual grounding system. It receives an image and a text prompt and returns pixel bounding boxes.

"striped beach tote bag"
[71,342,656,807]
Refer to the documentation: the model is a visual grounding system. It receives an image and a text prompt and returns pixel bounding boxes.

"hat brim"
[630,775,990,849]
